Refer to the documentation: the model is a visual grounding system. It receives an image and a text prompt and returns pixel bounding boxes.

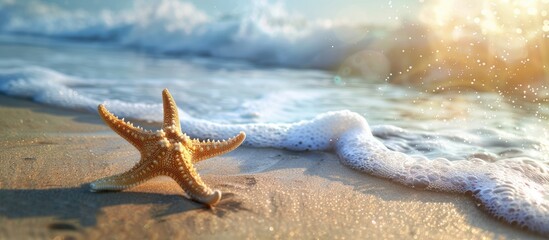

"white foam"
[0,66,95,110]
[182,111,549,235]
[0,66,164,119]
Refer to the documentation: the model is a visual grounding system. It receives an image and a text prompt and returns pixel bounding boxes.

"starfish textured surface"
[90,89,246,206]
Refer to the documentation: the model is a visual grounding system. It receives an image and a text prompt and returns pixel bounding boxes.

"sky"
[27,0,421,24]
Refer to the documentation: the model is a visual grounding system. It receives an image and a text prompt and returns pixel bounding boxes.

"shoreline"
[0,94,542,239]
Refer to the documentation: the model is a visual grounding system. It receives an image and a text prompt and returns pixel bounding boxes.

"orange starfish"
[90,89,246,206]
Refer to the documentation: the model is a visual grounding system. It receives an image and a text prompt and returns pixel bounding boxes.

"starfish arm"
[98,104,154,150]
[168,152,223,206]
[162,89,181,131]
[191,132,246,163]
[89,161,158,192]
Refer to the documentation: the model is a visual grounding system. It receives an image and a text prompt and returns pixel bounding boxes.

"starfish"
[90,89,246,206]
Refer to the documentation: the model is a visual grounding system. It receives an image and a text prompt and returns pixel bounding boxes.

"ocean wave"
[0,66,164,119]
[2,0,547,99]
[0,66,94,109]
[0,0,371,69]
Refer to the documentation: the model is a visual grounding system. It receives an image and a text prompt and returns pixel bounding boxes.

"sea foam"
[183,110,549,235]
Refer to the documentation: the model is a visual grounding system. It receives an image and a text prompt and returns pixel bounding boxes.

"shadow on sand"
[0,185,246,228]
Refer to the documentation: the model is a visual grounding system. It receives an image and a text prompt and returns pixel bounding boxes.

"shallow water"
[1,33,549,234]
[1,34,548,160]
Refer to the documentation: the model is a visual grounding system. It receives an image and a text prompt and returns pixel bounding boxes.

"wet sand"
[0,94,542,239]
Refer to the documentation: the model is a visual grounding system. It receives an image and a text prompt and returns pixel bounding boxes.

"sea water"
[0,0,548,235]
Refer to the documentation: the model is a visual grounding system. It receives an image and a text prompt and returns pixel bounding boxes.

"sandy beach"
[0,94,542,239]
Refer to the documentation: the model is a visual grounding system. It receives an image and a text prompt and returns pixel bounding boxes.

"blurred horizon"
[3,0,420,25]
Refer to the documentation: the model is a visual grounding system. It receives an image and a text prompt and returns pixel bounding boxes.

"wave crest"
[0,0,370,69]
